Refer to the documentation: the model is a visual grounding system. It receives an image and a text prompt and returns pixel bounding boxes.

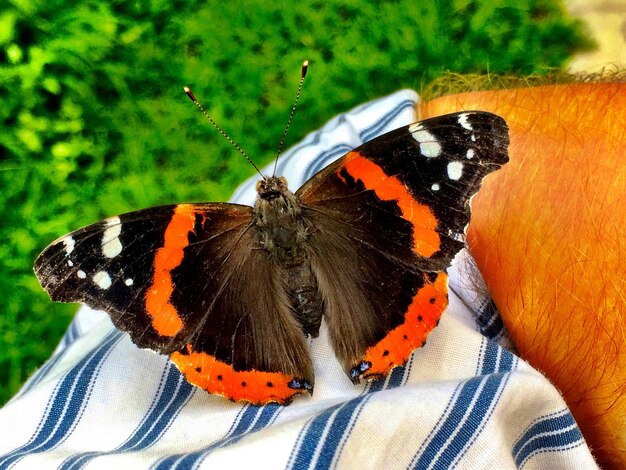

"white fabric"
[0,90,598,469]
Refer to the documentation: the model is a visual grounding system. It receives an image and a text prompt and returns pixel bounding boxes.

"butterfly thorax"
[254,176,323,337]
[254,176,307,262]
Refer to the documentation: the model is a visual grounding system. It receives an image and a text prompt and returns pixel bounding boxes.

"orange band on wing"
[145,204,197,337]
[361,272,448,378]
[340,152,440,257]
[170,345,308,405]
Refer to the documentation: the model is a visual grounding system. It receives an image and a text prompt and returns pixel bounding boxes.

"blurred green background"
[0,0,592,404]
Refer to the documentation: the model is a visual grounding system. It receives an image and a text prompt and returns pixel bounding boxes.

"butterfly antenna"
[272,60,309,177]
[183,86,265,179]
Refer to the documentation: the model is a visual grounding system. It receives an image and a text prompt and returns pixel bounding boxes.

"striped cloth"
[0,90,598,469]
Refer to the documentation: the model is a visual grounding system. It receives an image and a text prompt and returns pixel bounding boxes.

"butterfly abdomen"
[285,263,323,337]
[254,176,324,337]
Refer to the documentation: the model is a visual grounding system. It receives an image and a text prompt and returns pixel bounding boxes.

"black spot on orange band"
[356,272,448,380]
[170,344,312,405]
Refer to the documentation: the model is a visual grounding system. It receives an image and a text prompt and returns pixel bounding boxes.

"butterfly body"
[253,176,324,337]
[35,111,509,405]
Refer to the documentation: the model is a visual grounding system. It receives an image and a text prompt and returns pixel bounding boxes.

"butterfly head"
[256,176,290,201]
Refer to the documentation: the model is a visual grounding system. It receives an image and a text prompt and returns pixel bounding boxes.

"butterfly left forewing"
[297,111,509,381]
[34,204,218,353]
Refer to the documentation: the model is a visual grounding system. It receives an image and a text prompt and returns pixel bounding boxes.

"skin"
[420,83,626,469]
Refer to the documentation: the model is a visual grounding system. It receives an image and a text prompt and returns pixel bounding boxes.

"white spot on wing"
[447,161,464,180]
[102,217,122,258]
[409,124,441,158]
[77,270,86,279]
[421,141,441,158]
[431,183,440,191]
[466,149,475,159]
[67,260,74,267]
[459,113,473,130]
[62,237,75,255]
[93,271,112,289]
[125,278,134,286]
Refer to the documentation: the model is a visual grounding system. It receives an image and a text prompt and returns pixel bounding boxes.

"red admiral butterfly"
[34,67,509,405]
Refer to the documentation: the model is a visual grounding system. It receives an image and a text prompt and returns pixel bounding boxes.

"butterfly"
[34,72,509,405]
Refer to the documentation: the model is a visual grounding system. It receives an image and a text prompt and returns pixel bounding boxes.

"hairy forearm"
[421,83,626,469]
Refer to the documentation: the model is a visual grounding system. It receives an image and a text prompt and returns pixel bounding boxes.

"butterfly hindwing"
[34,203,313,404]
[297,111,509,380]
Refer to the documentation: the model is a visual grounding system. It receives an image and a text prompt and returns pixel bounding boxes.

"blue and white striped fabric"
[0,90,598,469]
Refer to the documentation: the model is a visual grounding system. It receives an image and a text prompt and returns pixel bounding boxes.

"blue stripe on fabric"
[285,396,337,470]
[388,363,408,388]
[512,410,574,455]
[482,314,504,340]
[288,364,408,470]
[367,363,407,395]
[17,314,90,398]
[476,299,505,340]
[300,98,417,181]
[301,144,353,181]
[402,354,416,381]
[449,349,517,467]
[411,377,483,468]
[480,338,500,375]
[474,337,487,375]
[0,330,122,468]
[411,340,516,469]
[367,377,386,394]
[512,409,582,467]
[152,404,282,470]
[413,382,464,459]
[113,372,193,451]
[497,347,515,374]
[360,99,416,142]
[15,345,72,398]
[314,395,373,470]
[59,364,195,470]
[153,402,248,470]
[515,426,584,468]
[448,281,510,344]
[288,399,357,470]
[60,318,81,348]
[431,373,509,470]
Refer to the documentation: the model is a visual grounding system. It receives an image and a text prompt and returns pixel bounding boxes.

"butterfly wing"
[34,203,312,404]
[296,111,509,381]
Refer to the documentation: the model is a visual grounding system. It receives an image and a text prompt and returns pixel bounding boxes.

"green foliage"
[0,0,591,404]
